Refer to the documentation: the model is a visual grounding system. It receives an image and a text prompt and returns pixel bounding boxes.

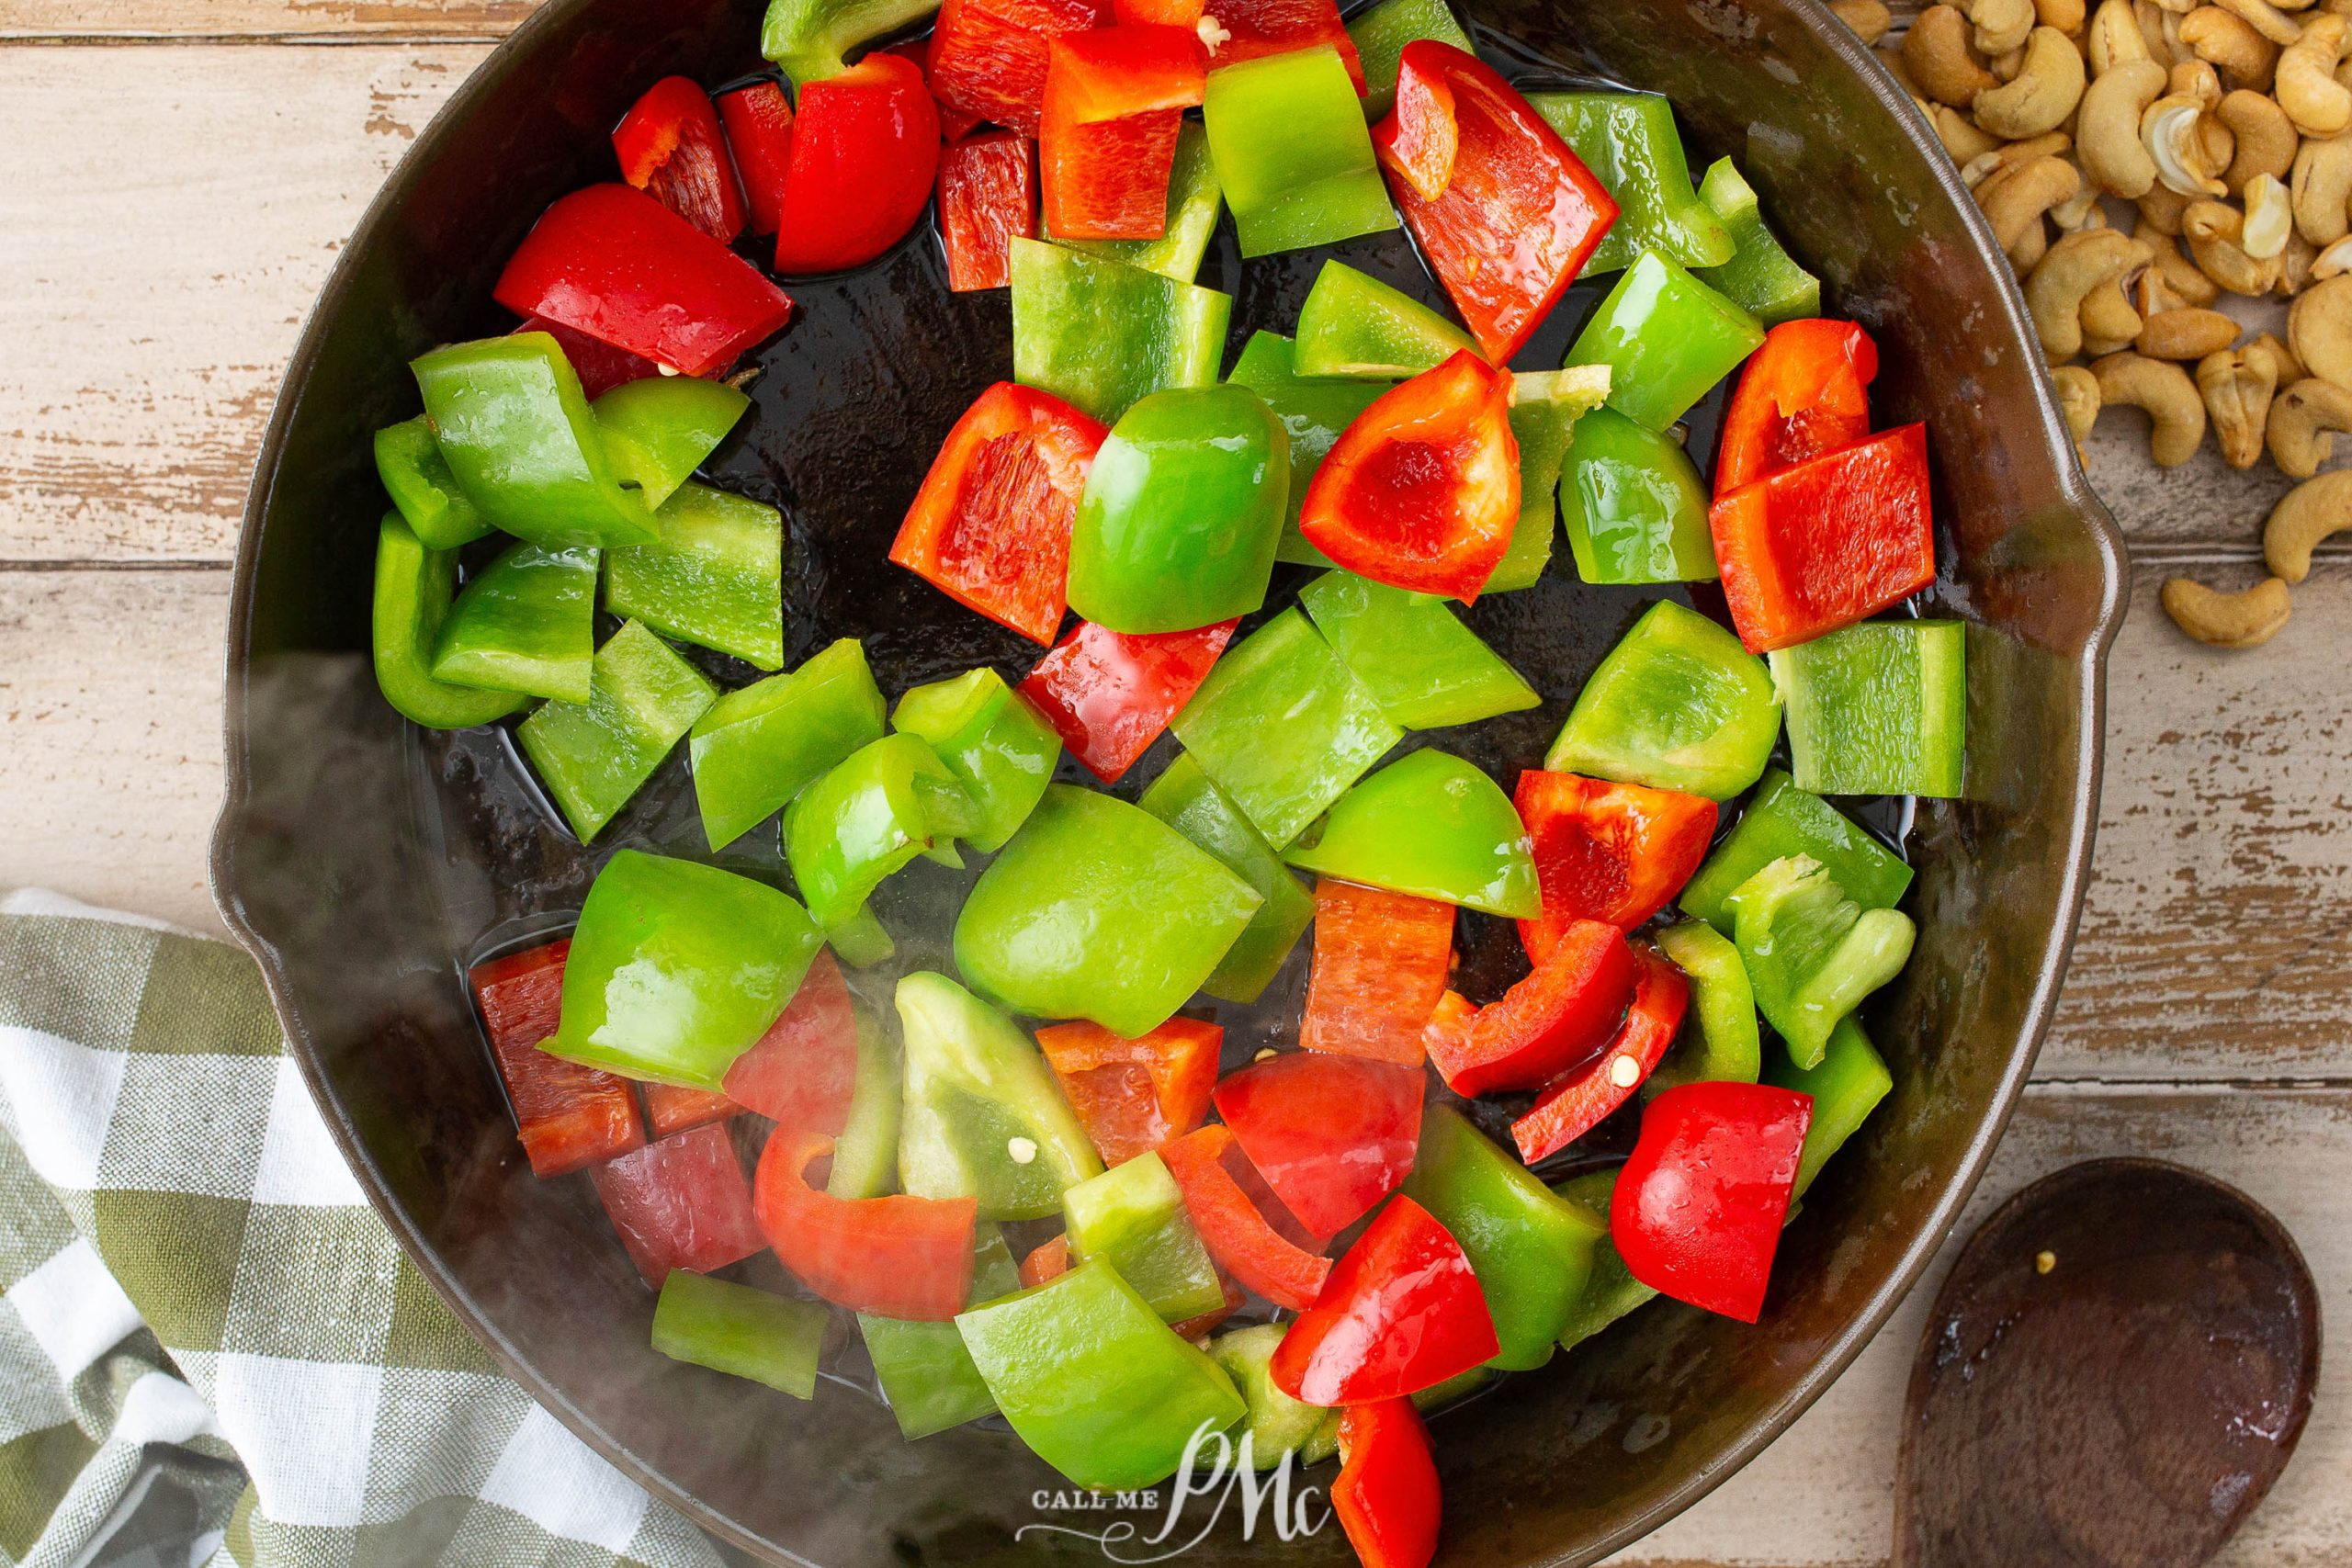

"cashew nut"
[2199,343,2281,461]
[2143,93,2235,193]
[2139,303,2246,353]
[2316,231,2352,272]
[2181,5,2281,87]
[2218,89,2300,191]
[2265,374,2352,468]
[2215,0,2309,42]
[1979,154,2086,261]
[1932,104,2008,162]
[1880,42,1929,100]
[2094,349,2212,459]
[2263,468,2352,577]
[2081,59,2172,191]
[1975,26,2091,133]
[2161,575,2293,645]
[2053,363,2105,451]
[2244,169,2298,251]
[2040,0,2091,28]
[2188,197,2290,286]
[2139,222,2228,298]
[1962,130,2075,187]
[2290,270,2352,379]
[2140,182,2196,229]
[2133,254,2194,309]
[2256,328,2311,379]
[1832,0,1894,41]
[1908,6,2004,105]
[2086,276,2152,342]
[2291,134,2352,243]
[2029,230,2155,354]
[1965,0,2041,53]
[2277,12,2352,130]
[2092,0,2159,67]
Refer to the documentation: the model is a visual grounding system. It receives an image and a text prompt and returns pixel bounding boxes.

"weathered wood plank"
[0,0,534,39]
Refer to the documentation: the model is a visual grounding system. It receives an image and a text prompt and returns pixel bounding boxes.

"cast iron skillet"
[213,0,2130,1561]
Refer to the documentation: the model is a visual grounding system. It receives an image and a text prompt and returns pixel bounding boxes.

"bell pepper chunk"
[1040,29,1203,243]
[431,540,598,704]
[1203,46,1398,257]
[1713,427,1935,654]
[926,0,1103,136]
[955,785,1262,1035]
[375,417,489,550]
[1430,919,1637,1098]
[548,850,824,1089]
[1161,1124,1333,1308]
[1644,919,1761,1093]
[1727,854,1917,1069]
[1137,754,1315,1004]
[1300,350,1520,603]
[1487,366,1613,594]
[893,668,1061,853]
[370,515,527,731]
[1349,0,1474,119]
[1514,769,1718,956]
[1036,1015,1221,1166]
[494,186,795,378]
[1550,1169,1655,1349]
[774,53,942,273]
[1010,238,1233,423]
[1284,750,1539,919]
[860,1223,1023,1438]
[717,81,797,238]
[718,949,860,1137]
[1771,617,1966,796]
[651,1269,828,1396]
[1767,1015,1893,1198]
[1613,1081,1811,1322]
[1271,1194,1498,1404]
[1561,406,1718,585]
[756,1126,978,1319]
[689,637,888,852]
[593,376,752,513]
[1527,91,1733,277]
[1211,0,1366,88]
[1713,318,1879,497]
[1679,766,1913,933]
[761,0,941,85]
[1210,1324,1337,1469]
[1566,250,1765,434]
[1505,943,1688,1161]
[1063,1149,1228,1322]
[1544,599,1780,801]
[1168,608,1402,848]
[1333,1399,1442,1568]
[1294,259,1477,380]
[589,1122,767,1285]
[516,620,718,842]
[786,733,977,928]
[614,75,748,243]
[1297,570,1538,729]
[603,481,784,671]
[1053,119,1225,281]
[1020,617,1236,782]
[1691,157,1821,326]
[1069,385,1290,634]
[642,1082,740,1139]
[826,1005,903,1197]
[1212,1051,1422,1238]
[938,131,1038,292]
[1299,878,1453,1066]
[469,940,645,1177]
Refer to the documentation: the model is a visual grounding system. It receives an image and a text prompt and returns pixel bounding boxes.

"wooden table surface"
[3,4,2346,1561]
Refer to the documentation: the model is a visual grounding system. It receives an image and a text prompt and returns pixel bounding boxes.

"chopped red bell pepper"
[494,184,795,378]
[1428,919,1635,1097]
[1712,318,1879,499]
[1374,42,1615,362]
[773,52,942,274]
[1212,1052,1422,1239]
[1710,422,1936,655]
[1271,1195,1498,1404]
[1035,1016,1222,1166]
[720,950,859,1134]
[1021,1232,1072,1287]
[1299,879,1455,1066]
[927,0,1107,137]
[1515,770,1718,959]
[613,75,749,243]
[1297,349,1521,602]
[890,380,1107,645]
[1160,1124,1332,1309]
[1114,0,1204,26]
[1051,25,1207,120]
[469,941,645,1178]
[1333,1399,1442,1568]
[1613,1081,1812,1322]
[515,314,661,399]
[938,130,1038,291]
[1212,0,1366,91]
[1040,28,1206,241]
[752,1126,978,1320]
[642,1082,741,1139]
[588,1122,765,1285]
[1509,944,1690,1163]
[717,80,796,238]
[1378,55,1459,203]
[1019,617,1237,782]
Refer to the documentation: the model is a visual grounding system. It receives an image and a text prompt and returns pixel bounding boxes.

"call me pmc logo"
[1016,1423,1336,1563]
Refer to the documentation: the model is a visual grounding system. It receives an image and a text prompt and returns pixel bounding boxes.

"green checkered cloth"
[0,889,729,1568]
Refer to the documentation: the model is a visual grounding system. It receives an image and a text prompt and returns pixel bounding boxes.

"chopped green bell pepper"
[370,514,526,730]
[1169,608,1403,849]
[689,637,888,852]
[1679,768,1914,934]
[1645,919,1761,1095]
[823,905,898,969]
[1294,259,1477,379]
[411,333,656,549]
[1549,1170,1656,1351]
[1487,367,1613,594]
[1348,0,1476,119]
[957,1259,1246,1490]
[1285,749,1539,917]
[651,1270,829,1398]
[1011,238,1232,424]
[955,785,1263,1037]
[892,668,1060,854]
[1203,47,1398,257]
[1691,157,1821,327]
[1565,251,1765,434]
[1726,854,1916,1070]
[1137,753,1315,1005]
[603,479,785,671]
[1544,599,1779,800]
[1766,1015,1894,1198]
[1299,571,1539,731]
[1770,619,1967,798]
[1560,405,1717,584]
[547,848,823,1089]
[896,971,1104,1221]
[828,1005,902,1199]
[594,375,752,512]
[375,416,490,550]
[1209,1324,1337,1469]
[1057,121,1225,283]
[1405,1105,1605,1371]
[1528,92,1734,278]
[786,733,977,928]
[761,0,937,85]
[1227,331,1389,570]
[1069,385,1290,634]
[430,540,599,704]
[516,619,718,842]
[1064,1150,1227,1324]
[861,1224,1023,1439]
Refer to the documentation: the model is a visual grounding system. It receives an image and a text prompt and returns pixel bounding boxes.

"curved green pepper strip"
[761,0,938,86]
[1064,1150,1227,1323]
[1726,854,1917,1069]
[1560,405,1717,585]
[1296,570,1539,730]
[1283,749,1540,919]
[860,1224,1023,1439]
[785,733,974,928]
[1564,251,1764,434]
[1057,121,1226,284]
[374,417,490,550]
[1645,919,1762,1095]
[1527,92,1735,277]
[826,1005,903,1199]
[431,539,601,704]
[1202,47,1398,258]
[1544,599,1780,800]
[1766,1015,1894,1198]
[1487,367,1612,594]
[369,513,526,730]
[516,619,717,843]
[1679,768,1914,933]
[1136,753,1315,1006]
[1691,157,1822,327]
[594,375,752,512]
[690,637,888,853]
[604,479,786,671]
[892,669,1061,855]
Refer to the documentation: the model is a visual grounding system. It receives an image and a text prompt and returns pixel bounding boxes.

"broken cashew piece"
[2289,271,2352,381]
[2188,197,2289,288]
[2094,350,2211,460]
[2316,232,2352,274]
[2180,6,2280,88]
[1964,0,2039,53]
[2029,229,2154,355]
[2266,375,2352,470]
[2244,170,2296,253]
[2199,344,2281,462]
[2084,275,2149,341]
[2091,0,2159,68]
[2277,13,2352,132]
[2263,468,2352,579]
[2142,93,2234,194]
[2052,364,2104,452]
[2081,59,2170,193]
[1832,0,1895,41]
[1974,26,2090,133]
[2161,576,2293,647]
[1906,5,2003,105]
[2219,90,2299,190]
[2140,220,2226,299]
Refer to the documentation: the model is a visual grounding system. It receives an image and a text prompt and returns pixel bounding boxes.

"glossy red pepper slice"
[927,0,1107,137]
[641,1082,740,1139]
[773,53,942,274]
[752,1127,978,1319]
[1114,0,1204,24]
[1509,945,1690,1163]
[1299,879,1455,1066]
[613,75,749,243]
[1298,350,1521,602]
[1270,1194,1498,1404]
[890,380,1107,645]
[720,950,859,1134]
[515,314,661,399]
[1021,1231,1072,1287]
[717,80,797,238]
[1039,28,1205,241]
[1035,1016,1222,1166]
[1160,1124,1333,1309]
[469,940,646,1178]
[1334,1399,1442,1568]
[1053,25,1207,119]
[495,185,794,378]
[1514,770,1718,960]
[1212,0,1367,92]
[938,131,1038,291]
[1613,1081,1812,1322]
[1709,422,1935,655]
[1374,42,1615,363]
[1019,617,1236,782]
[588,1122,765,1285]
[1712,318,1879,499]
[1428,919,1636,1097]
[1212,1052,1422,1239]
[1377,56,1459,202]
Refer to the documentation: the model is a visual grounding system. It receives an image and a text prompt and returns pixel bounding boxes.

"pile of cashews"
[1838,0,2352,648]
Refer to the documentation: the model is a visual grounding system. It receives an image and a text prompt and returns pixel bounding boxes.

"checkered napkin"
[0,890,728,1568]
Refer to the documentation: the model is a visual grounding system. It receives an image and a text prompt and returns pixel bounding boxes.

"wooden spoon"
[1894,1157,2322,1568]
